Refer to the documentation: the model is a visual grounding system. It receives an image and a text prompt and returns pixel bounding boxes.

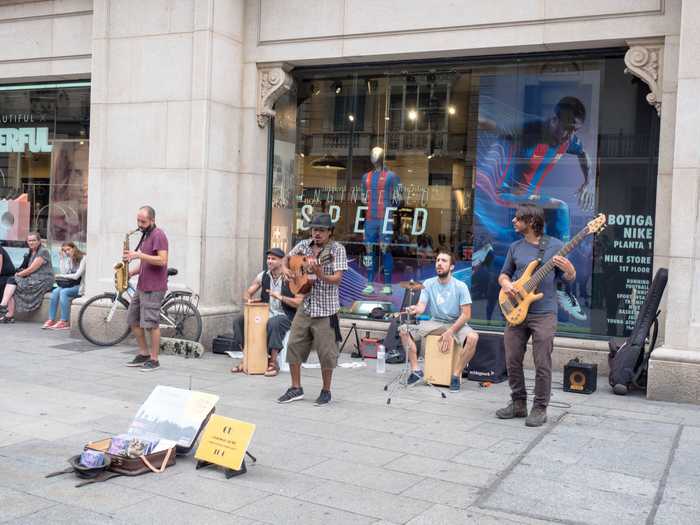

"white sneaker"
[557,290,587,321]
[362,284,375,295]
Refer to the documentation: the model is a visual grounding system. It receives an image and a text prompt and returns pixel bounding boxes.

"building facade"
[0,0,698,403]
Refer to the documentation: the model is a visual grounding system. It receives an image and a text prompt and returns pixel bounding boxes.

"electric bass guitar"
[498,214,606,326]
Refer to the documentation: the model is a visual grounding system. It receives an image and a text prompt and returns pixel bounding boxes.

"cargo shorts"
[127,290,165,329]
[399,319,475,351]
[286,309,339,369]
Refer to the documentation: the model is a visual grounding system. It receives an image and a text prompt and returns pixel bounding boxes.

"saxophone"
[114,229,139,294]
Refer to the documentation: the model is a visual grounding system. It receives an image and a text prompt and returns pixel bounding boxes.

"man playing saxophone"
[123,206,169,371]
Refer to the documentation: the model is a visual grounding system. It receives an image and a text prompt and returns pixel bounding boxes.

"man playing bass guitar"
[278,212,348,406]
[496,203,576,427]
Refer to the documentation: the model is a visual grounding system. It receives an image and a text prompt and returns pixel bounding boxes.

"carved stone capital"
[257,65,293,128]
[624,39,664,116]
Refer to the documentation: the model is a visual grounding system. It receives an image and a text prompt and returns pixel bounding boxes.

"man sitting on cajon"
[399,251,479,392]
[231,248,303,376]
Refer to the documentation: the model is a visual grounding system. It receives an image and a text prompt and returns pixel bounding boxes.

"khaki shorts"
[127,290,165,329]
[286,309,339,369]
[399,319,474,350]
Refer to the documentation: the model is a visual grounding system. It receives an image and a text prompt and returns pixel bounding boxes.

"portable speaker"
[563,358,597,394]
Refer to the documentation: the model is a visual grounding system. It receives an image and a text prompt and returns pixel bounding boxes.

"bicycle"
[78,268,203,347]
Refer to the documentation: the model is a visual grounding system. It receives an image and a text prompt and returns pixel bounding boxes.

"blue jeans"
[49,285,80,321]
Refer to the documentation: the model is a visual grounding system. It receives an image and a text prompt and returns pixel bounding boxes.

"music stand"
[383,280,447,404]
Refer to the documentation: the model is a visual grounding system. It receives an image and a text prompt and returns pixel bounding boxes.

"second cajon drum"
[423,334,459,387]
[244,302,269,374]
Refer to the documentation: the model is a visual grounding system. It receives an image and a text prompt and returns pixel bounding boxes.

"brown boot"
[525,405,547,427]
[495,399,527,419]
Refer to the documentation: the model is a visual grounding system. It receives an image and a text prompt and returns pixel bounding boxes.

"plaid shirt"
[289,239,348,318]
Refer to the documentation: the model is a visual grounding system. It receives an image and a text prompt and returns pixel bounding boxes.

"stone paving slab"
[0,486,56,523]
[4,504,123,525]
[298,479,433,523]
[1,322,699,524]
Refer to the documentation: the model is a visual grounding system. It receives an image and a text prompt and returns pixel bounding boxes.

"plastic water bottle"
[376,344,386,374]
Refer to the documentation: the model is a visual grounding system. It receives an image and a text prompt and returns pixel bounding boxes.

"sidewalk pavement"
[1,321,699,525]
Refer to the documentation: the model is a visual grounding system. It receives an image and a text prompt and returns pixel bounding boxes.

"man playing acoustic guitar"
[278,212,348,406]
[496,203,576,427]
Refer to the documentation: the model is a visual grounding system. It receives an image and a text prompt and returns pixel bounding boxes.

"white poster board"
[127,386,219,448]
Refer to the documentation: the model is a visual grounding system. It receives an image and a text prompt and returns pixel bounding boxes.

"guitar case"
[608,268,668,395]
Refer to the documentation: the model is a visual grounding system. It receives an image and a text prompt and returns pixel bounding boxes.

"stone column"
[82,0,246,347]
[236,1,293,302]
[647,0,700,403]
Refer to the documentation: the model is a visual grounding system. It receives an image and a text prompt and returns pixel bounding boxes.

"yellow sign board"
[194,415,256,470]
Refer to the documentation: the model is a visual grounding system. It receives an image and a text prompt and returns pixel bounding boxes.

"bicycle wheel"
[161,298,203,342]
[78,293,132,346]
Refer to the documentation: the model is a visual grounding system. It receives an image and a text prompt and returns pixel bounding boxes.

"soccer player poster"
[471,70,601,331]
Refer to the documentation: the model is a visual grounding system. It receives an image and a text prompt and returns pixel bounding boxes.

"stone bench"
[14,292,53,323]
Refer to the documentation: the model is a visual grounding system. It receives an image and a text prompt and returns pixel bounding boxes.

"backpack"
[382,317,406,364]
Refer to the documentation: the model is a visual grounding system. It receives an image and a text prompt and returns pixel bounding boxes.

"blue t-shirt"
[419,276,472,323]
[500,236,565,315]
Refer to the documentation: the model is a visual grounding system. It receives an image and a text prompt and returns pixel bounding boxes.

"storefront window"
[0,82,90,268]
[269,52,658,338]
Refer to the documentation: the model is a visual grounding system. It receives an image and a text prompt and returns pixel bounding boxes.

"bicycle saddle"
[167,268,178,276]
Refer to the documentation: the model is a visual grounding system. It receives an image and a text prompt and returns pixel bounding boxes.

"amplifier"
[212,334,238,355]
[359,337,379,359]
[563,358,597,394]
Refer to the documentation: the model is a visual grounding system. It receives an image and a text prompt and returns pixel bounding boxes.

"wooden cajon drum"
[423,334,459,387]
[243,302,269,374]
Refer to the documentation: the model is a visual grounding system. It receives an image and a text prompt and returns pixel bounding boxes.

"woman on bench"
[44,242,86,330]
[0,232,54,324]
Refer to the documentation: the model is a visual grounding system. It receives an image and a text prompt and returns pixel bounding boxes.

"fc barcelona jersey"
[498,120,585,194]
[363,169,399,221]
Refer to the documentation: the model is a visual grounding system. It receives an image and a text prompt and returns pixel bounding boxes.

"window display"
[269,52,659,338]
[0,82,90,267]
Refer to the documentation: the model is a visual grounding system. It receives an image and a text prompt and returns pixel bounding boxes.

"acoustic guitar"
[498,214,606,326]
[287,243,334,295]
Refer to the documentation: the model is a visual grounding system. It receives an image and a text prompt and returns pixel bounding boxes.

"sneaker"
[126,354,150,367]
[495,399,527,419]
[407,370,424,385]
[314,390,332,406]
[50,320,70,330]
[381,285,393,295]
[525,405,547,427]
[449,375,461,392]
[42,320,57,329]
[277,387,304,404]
[362,284,375,295]
[556,290,587,321]
[139,359,160,372]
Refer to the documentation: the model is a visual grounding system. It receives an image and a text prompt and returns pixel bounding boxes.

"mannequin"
[361,146,400,295]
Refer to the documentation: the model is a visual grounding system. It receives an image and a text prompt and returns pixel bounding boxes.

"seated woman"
[0,232,55,324]
[44,242,86,330]
[0,245,16,299]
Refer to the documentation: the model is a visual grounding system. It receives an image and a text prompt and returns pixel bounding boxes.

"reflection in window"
[270,54,659,338]
[0,83,90,268]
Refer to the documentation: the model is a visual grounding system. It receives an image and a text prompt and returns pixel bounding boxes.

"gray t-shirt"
[419,276,472,323]
[31,247,55,281]
[500,237,564,315]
